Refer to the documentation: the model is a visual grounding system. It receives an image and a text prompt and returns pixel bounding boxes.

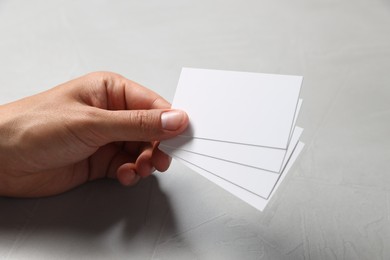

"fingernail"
[123,170,136,186]
[161,110,186,131]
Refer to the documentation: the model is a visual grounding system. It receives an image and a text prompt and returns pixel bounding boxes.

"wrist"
[0,104,13,195]
[0,104,16,173]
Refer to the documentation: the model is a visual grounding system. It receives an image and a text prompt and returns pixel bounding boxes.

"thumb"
[92,109,189,142]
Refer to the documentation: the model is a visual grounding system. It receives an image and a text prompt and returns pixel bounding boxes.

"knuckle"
[130,110,159,139]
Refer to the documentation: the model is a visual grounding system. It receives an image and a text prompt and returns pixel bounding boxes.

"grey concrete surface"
[0,0,389,259]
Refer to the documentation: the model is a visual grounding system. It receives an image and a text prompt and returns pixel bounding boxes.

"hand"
[0,72,188,197]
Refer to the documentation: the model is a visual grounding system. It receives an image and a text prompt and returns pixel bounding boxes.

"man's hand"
[0,72,188,197]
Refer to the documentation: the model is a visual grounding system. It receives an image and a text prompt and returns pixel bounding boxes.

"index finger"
[75,72,172,111]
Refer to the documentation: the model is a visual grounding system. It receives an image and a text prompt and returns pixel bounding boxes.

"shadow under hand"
[0,175,178,257]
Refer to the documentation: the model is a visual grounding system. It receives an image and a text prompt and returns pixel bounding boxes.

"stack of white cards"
[160,68,304,211]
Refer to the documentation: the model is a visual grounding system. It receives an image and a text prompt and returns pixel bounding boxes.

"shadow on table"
[0,175,178,251]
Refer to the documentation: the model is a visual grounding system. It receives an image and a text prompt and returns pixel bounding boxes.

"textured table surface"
[0,1,389,259]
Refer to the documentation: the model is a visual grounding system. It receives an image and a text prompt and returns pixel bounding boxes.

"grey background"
[0,0,389,259]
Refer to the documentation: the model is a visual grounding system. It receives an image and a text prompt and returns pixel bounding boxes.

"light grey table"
[0,1,389,259]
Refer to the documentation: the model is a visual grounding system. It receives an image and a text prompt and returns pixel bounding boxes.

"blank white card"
[161,68,304,211]
[162,100,303,172]
[170,68,302,149]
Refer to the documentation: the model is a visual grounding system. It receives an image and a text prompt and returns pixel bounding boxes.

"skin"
[0,72,188,198]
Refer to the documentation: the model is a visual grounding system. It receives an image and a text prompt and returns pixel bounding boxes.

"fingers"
[104,142,171,186]
[103,147,141,186]
[115,145,171,186]
[92,108,189,143]
[77,72,172,111]
[73,72,189,144]
[116,164,140,186]
[67,72,181,185]
[151,144,172,172]
[134,142,171,177]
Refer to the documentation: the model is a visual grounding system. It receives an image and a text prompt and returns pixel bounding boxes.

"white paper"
[161,126,302,173]
[173,142,304,211]
[161,128,301,198]
[161,101,303,172]
[170,68,302,148]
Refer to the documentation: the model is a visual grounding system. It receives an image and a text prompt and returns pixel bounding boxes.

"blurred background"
[0,0,389,259]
